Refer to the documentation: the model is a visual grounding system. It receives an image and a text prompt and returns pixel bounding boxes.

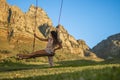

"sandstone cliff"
[56,25,97,58]
[0,0,97,59]
[92,33,120,59]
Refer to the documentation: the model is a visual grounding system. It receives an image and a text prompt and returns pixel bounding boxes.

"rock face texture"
[0,0,9,22]
[0,0,52,37]
[92,33,120,59]
[56,25,97,58]
[0,0,97,58]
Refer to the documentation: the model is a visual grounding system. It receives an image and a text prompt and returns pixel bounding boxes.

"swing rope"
[32,0,38,52]
[32,0,63,52]
[58,0,63,25]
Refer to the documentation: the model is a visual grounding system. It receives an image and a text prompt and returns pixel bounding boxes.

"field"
[0,29,120,80]
[0,58,120,80]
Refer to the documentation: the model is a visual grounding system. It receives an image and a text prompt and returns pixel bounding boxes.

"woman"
[17,31,62,67]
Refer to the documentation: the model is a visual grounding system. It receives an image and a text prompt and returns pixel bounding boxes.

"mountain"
[0,0,97,60]
[92,33,120,59]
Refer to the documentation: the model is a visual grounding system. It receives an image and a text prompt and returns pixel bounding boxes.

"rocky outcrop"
[0,0,9,22]
[57,25,97,58]
[0,0,52,38]
[0,0,97,58]
[25,5,52,36]
[92,33,120,59]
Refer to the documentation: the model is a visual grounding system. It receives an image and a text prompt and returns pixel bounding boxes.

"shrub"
[0,49,11,54]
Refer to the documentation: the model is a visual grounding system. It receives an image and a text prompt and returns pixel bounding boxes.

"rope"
[32,0,38,52]
[32,0,63,52]
[58,0,63,25]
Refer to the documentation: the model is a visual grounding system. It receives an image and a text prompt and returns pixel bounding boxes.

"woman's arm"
[34,33,48,41]
[54,42,62,52]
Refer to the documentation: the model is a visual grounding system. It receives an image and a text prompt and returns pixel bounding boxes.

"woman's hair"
[51,31,58,46]
[56,24,60,28]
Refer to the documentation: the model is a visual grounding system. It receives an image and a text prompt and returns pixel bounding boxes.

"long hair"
[51,31,58,46]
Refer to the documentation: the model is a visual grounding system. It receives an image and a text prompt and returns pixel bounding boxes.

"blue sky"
[7,0,120,48]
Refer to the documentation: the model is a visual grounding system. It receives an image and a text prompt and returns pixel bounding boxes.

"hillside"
[92,33,120,59]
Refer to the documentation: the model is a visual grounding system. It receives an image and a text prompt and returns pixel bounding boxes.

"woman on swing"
[17,30,62,67]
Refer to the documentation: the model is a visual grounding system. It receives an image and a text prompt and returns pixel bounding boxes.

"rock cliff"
[57,25,97,58]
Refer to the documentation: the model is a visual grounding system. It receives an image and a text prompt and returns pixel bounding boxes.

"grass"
[0,29,120,80]
[0,58,120,80]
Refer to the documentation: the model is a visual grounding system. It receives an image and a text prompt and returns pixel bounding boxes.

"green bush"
[0,49,11,54]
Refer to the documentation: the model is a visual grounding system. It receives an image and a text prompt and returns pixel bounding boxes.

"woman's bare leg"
[17,50,50,59]
[48,56,54,67]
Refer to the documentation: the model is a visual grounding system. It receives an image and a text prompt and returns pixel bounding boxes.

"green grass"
[0,58,120,80]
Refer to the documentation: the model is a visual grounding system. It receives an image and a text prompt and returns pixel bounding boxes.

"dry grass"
[0,59,120,80]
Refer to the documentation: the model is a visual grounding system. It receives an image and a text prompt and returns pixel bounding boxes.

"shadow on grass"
[2,66,120,80]
[55,58,120,68]
[55,59,98,68]
[0,60,49,72]
[0,58,120,72]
